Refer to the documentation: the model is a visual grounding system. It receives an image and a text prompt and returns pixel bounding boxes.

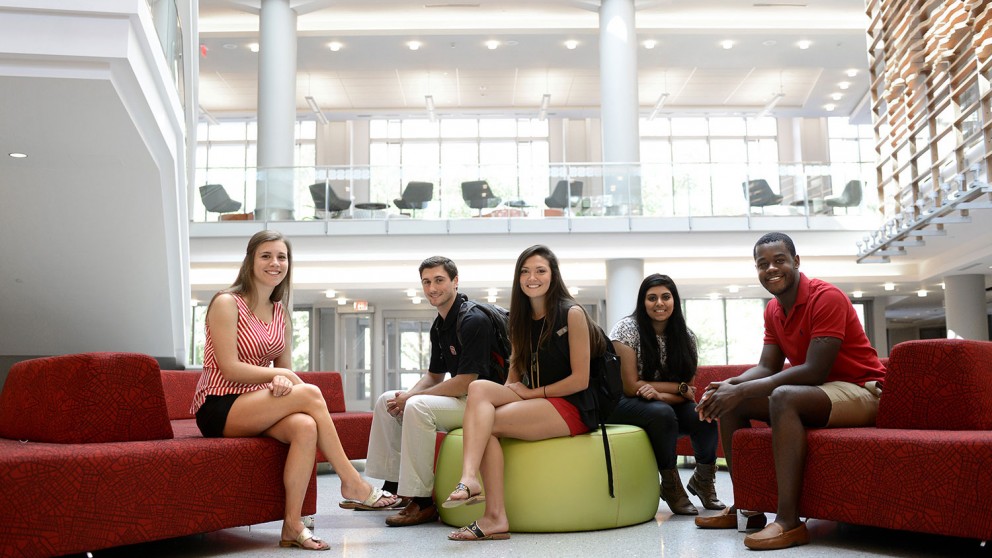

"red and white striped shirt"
[190,293,287,414]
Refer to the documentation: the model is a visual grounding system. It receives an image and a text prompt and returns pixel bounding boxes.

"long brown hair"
[222,230,293,310]
[508,244,605,376]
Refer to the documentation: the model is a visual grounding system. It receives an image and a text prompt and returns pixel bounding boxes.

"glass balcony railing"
[191,162,879,224]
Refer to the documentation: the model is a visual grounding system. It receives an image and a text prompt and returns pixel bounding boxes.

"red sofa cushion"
[161,370,200,420]
[0,352,173,443]
[878,339,992,430]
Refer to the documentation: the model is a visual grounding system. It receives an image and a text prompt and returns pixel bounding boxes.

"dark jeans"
[608,395,718,471]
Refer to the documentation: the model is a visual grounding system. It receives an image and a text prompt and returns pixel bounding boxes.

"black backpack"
[455,300,511,382]
[588,329,622,497]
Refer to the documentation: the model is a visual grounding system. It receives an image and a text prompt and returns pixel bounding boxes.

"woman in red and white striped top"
[191,230,397,551]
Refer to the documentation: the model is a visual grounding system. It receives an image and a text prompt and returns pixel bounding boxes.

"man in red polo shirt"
[694,232,885,550]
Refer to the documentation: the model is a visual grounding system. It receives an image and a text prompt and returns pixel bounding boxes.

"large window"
[369,118,550,218]
[640,116,778,217]
[684,297,768,365]
[194,120,317,221]
[826,117,875,211]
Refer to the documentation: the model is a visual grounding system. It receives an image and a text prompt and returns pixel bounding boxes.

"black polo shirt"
[428,293,500,382]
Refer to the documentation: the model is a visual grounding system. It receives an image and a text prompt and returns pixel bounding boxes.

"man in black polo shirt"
[362,256,506,526]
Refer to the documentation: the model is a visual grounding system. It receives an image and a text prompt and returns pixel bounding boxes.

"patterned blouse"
[190,293,287,413]
[609,316,697,382]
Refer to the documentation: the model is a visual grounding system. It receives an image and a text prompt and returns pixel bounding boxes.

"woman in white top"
[608,273,723,515]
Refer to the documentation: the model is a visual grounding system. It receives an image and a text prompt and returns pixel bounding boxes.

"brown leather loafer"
[744,522,810,550]
[385,500,439,527]
[695,507,767,530]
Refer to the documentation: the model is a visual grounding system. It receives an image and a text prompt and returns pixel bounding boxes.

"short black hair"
[418,256,458,280]
[753,232,796,259]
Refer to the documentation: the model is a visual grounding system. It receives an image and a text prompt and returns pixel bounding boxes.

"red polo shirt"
[763,273,886,386]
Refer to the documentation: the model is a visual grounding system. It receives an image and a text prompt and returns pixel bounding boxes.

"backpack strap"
[597,399,615,498]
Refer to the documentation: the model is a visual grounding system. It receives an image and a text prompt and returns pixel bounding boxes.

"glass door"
[384,311,435,392]
[339,312,373,411]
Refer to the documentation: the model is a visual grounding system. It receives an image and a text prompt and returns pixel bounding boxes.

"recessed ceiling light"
[838,81,851,90]
[728,285,740,294]
[720,40,734,50]
[324,289,336,298]
[884,282,895,291]
[412,296,423,305]
[762,40,777,46]
[824,103,836,111]
[405,288,417,297]
[917,289,928,297]
[797,40,812,49]
[485,40,499,50]
[564,39,579,50]
[222,43,238,50]
[643,39,657,49]
[8,152,27,158]
[831,92,843,100]
[568,286,581,296]
[407,40,422,51]
[852,290,863,298]
[328,41,343,52]
[846,69,859,77]
[248,43,259,53]
[337,297,348,305]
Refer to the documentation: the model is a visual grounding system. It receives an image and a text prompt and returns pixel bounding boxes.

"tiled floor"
[75,464,988,558]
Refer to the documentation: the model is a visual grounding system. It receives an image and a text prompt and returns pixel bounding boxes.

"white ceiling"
[197,0,874,120]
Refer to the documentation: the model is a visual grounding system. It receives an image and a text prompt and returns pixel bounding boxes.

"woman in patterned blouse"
[192,230,396,551]
[608,273,723,515]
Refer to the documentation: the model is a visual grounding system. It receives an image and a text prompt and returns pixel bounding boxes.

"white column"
[944,274,989,340]
[256,0,297,220]
[871,296,889,357]
[598,0,641,214]
[605,259,644,332]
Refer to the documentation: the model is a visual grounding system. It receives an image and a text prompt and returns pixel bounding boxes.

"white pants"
[364,390,468,497]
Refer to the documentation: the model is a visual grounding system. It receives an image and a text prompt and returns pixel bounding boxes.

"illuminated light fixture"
[425,95,437,122]
[324,289,336,298]
[838,81,851,90]
[407,40,422,51]
[884,282,895,291]
[940,282,945,290]
[328,41,343,52]
[305,96,329,125]
[538,93,550,121]
[758,92,785,117]
[720,39,734,50]
[568,286,581,296]
[190,298,200,306]
[852,290,863,298]
[199,105,220,126]
[648,92,669,121]
[830,92,843,100]
[797,39,812,50]
[248,42,259,53]
[405,288,417,297]
[8,152,27,158]
[728,285,740,294]
[412,296,423,305]
[708,293,720,301]
[824,103,836,111]
[336,297,348,306]
[917,289,928,297]
[487,295,497,303]
[564,39,578,50]
[643,39,657,49]
[486,288,499,297]
[846,69,859,77]
[485,40,499,50]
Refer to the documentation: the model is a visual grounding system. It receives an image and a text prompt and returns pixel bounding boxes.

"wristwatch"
[678,382,690,396]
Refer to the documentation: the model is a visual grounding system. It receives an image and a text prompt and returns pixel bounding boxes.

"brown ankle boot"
[660,469,698,515]
[687,463,726,510]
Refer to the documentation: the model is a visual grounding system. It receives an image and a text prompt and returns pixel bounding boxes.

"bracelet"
[544,386,548,398]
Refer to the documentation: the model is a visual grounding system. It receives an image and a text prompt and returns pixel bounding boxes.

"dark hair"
[631,274,697,382]
[223,230,293,309]
[418,256,458,281]
[508,245,606,376]
[753,232,796,259]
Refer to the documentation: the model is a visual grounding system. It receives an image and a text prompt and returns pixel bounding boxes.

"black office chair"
[199,184,242,218]
[461,180,501,216]
[393,181,434,217]
[825,180,863,213]
[309,182,351,218]
[743,179,783,212]
[545,180,584,210]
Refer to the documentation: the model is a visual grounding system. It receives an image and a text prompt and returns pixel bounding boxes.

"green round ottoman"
[434,424,659,532]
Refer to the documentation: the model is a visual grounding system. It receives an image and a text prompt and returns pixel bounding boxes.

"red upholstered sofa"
[732,339,992,541]
[676,365,753,458]
[161,369,372,462]
[0,353,369,558]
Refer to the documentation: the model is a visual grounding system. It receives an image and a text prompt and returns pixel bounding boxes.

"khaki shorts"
[819,381,882,427]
